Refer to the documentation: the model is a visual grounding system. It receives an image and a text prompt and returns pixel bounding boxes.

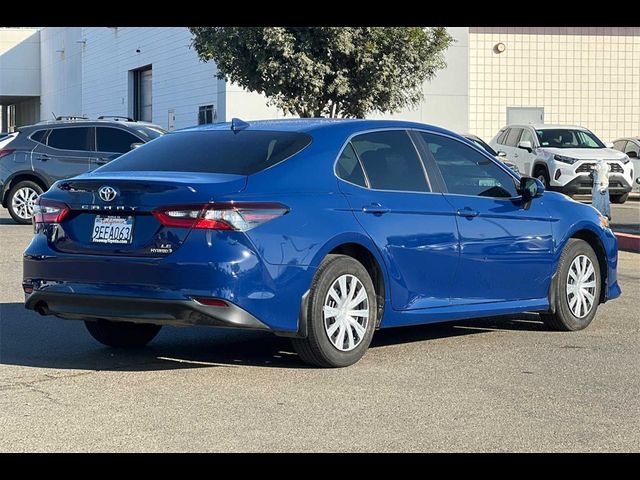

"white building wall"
[223,27,470,133]
[81,27,220,130]
[39,27,83,121]
[0,28,40,97]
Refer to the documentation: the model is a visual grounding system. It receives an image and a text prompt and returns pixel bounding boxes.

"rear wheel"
[84,320,162,348]
[292,254,376,367]
[7,180,43,224]
[533,165,550,189]
[540,239,601,331]
[610,193,629,204]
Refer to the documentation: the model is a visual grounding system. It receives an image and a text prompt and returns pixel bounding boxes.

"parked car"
[23,119,621,367]
[462,134,520,175]
[489,124,634,203]
[0,116,166,224]
[612,137,640,193]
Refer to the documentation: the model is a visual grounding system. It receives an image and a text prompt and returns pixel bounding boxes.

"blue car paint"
[23,119,621,335]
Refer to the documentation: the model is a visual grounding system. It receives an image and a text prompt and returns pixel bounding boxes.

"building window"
[198,105,215,125]
[133,66,152,122]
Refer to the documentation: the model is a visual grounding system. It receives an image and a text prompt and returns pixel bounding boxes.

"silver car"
[612,137,640,193]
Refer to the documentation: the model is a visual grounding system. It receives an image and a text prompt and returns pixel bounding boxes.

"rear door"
[336,129,459,314]
[416,131,554,304]
[31,126,94,185]
[501,127,523,166]
[92,126,144,170]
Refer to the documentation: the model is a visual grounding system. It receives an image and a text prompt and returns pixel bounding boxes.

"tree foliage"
[189,27,453,118]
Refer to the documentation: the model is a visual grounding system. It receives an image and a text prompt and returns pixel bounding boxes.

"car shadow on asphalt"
[0,302,547,371]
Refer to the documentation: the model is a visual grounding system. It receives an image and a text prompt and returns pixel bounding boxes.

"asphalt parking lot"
[0,207,639,452]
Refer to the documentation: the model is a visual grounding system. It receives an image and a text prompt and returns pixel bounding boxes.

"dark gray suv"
[0,117,166,224]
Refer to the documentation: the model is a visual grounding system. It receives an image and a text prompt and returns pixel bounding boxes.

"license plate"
[92,216,134,244]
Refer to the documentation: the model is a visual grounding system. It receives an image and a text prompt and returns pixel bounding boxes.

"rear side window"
[505,128,523,147]
[96,127,141,153]
[336,143,367,187]
[47,127,93,151]
[351,130,429,192]
[30,130,49,144]
[98,130,312,175]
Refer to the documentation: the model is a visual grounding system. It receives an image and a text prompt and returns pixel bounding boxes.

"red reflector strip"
[0,148,16,159]
[193,298,228,307]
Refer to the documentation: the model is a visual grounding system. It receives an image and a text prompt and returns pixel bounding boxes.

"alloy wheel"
[11,187,39,220]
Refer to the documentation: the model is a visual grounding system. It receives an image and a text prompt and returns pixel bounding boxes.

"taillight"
[152,202,289,231]
[0,148,15,159]
[32,198,70,225]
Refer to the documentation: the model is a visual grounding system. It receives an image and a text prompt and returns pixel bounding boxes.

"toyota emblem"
[98,186,118,202]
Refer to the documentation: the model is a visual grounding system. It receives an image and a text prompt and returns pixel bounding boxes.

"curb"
[614,232,640,253]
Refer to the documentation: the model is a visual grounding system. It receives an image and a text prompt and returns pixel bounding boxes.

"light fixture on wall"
[76,39,87,45]
[494,42,506,54]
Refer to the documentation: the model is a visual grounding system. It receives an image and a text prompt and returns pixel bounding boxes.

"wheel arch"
[564,227,608,304]
[2,171,49,207]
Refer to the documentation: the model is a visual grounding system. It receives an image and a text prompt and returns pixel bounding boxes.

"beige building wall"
[469,27,640,143]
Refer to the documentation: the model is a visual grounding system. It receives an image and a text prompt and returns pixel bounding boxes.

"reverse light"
[622,155,631,164]
[152,202,289,231]
[0,148,15,159]
[32,198,69,225]
[554,154,579,164]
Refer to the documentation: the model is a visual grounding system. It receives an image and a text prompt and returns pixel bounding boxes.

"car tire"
[7,180,43,225]
[291,254,377,368]
[84,320,162,348]
[610,193,629,204]
[540,239,601,331]
[533,165,550,189]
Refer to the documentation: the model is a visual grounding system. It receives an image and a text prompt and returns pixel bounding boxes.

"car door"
[31,126,94,184]
[92,126,143,171]
[336,129,459,313]
[416,131,554,305]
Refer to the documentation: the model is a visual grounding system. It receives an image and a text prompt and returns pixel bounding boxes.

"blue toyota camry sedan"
[23,119,621,367]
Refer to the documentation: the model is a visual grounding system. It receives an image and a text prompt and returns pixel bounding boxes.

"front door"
[417,131,554,304]
[336,130,459,313]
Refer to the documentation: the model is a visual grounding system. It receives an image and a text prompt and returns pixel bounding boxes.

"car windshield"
[535,129,605,149]
[467,136,497,156]
[133,125,167,141]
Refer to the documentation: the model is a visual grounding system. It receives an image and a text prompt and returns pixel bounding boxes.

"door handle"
[456,207,479,218]
[362,203,390,215]
[514,153,519,158]
[38,154,50,162]
[95,157,109,164]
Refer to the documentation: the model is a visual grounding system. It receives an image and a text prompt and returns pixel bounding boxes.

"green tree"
[189,27,453,118]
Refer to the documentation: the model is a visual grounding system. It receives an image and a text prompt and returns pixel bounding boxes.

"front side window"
[47,127,93,151]
[535,129,605,149]
[421,133,517,198]
[98,130,312,175]
[505,128,523,147]
[96,127,141,153]
[625,141,640,157]
[336,143,367,187]
[351,130,429,192]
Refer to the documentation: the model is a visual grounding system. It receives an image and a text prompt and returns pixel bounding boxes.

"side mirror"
[519,176,545,201]
[627,151,638,159]
[130,142,144,150]
[636,177,640,185]
[517,140,533,152]
[497,151,507,158]
[605,142,614,149]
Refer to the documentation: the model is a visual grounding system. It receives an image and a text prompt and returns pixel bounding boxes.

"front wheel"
[533,165,550,189]
[540,239,601,331]
[292,254,377,367]
[610,193,629,204]
[84,320,162,348]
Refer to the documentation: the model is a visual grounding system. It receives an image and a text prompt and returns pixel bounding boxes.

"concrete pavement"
[1,209,639,452]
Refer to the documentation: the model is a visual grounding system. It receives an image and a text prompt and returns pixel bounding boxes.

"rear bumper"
[24,289,271,331]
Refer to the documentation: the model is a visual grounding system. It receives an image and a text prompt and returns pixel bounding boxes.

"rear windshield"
[98,130,312,175]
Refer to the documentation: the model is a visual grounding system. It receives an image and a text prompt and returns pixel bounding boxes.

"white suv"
[489,124,634,203]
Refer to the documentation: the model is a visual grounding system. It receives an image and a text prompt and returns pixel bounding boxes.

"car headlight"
[622,155,630,164]
[554,154,579,164]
